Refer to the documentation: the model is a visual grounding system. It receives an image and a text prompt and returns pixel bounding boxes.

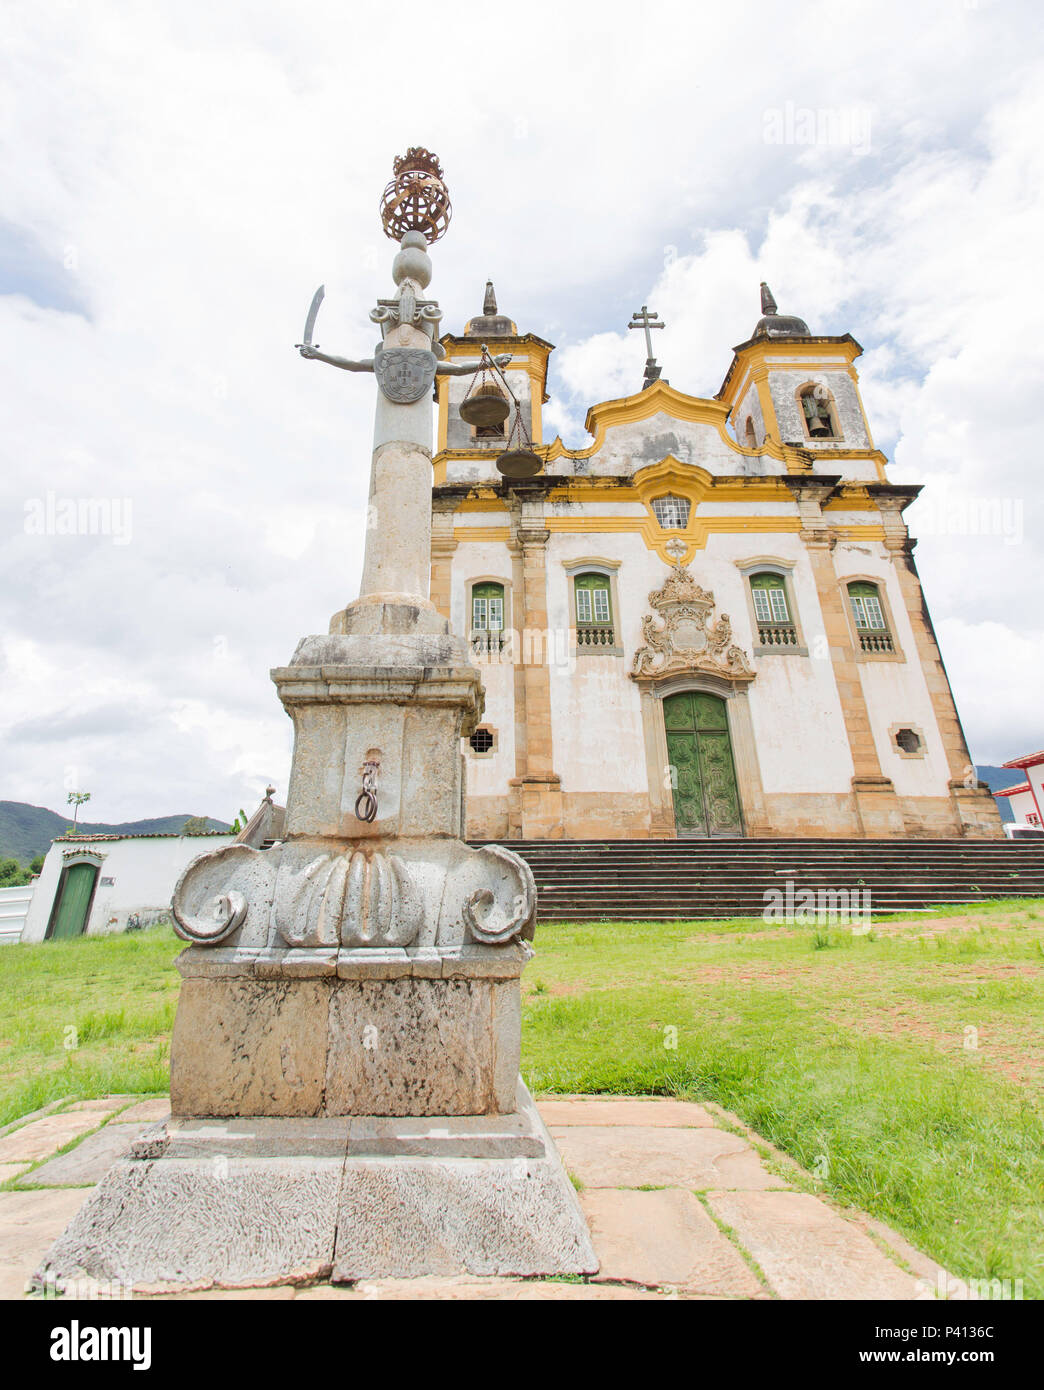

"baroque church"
[429,282,1002,842]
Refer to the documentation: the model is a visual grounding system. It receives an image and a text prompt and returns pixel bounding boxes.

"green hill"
[0,801,231,865]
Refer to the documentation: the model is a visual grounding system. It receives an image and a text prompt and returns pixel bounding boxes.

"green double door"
[48,862,97,939]
[664,691,743,837]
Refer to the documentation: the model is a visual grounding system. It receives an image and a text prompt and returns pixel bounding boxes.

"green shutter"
[574,573,612,625]
[471,582,504,631]
[848,581,886,630]
[750,572,790,624]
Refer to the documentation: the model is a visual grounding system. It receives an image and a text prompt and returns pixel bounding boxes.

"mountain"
[0,801,231,866]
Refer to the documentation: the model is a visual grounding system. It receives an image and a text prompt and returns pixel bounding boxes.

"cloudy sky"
[2,0,1041,823]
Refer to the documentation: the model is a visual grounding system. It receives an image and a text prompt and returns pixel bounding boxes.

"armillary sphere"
[379,147,452,245]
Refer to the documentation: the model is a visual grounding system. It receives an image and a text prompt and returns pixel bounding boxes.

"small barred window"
[469,728,494,754]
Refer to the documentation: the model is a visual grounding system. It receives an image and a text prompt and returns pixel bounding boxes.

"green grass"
[0,927,179,1127]
[1,902,1042,1295]
[520,900,1044,1298]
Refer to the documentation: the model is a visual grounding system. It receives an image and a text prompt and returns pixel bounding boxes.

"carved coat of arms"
[374,346,437,403]
[631,564,755,683]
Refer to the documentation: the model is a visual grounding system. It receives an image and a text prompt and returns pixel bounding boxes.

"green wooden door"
[48,862,97,939]
[663,692,743,836]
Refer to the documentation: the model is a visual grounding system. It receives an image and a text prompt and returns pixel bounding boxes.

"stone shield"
[374,347,437,404]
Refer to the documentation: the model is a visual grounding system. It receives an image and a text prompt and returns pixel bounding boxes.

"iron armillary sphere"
[379,147,453,245]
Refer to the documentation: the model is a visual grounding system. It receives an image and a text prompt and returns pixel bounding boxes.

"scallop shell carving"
[274,849,423,949]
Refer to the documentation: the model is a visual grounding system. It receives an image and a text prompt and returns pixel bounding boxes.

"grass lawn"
[1,901,1042,1296]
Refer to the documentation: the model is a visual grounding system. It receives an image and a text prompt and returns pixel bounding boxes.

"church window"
[799,384,840,440]
[470,581,505,654]
[574,572,614,646]
[651,495,690,529]
[744,417,757,448]
[848,581,894,653]
[895,728,921,754]
[469,727,495,754]
[749,572,797,645]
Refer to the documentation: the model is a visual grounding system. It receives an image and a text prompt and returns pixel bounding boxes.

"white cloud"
[1,0,1042,820]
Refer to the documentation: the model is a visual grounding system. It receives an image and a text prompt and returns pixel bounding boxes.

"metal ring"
[354,791,378,823]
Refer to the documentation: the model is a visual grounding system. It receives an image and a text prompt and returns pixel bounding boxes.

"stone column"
[872,488,1003,838]
[507,492,563,838]
[429,500,458,623]
[786,476,904,837]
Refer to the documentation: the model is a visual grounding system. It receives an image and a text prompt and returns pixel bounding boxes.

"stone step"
[465,838,1044,919]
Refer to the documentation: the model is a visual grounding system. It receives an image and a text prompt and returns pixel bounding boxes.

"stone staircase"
[469,838,1044,921]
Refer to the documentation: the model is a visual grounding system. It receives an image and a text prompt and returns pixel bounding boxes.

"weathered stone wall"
[766,366,870,450]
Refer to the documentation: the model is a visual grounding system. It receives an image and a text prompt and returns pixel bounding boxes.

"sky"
[1,0,1041,823]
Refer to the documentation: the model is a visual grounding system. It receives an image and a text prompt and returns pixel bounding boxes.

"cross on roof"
[628,304,666,390]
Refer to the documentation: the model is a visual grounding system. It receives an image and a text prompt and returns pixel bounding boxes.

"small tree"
[181,816,210,835]
[67,790,91,832]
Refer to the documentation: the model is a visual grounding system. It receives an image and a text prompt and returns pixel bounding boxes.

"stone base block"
[170,948,526,1118]
[34,1083,598,1290]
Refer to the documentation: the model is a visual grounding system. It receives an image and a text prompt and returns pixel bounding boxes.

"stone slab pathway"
[0,1093,950,1300]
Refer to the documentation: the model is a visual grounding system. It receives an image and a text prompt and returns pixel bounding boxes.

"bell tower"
[718,282,881,480]
[435,281,553,473]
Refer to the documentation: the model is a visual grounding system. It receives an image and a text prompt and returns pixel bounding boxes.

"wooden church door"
[663,691,743,837]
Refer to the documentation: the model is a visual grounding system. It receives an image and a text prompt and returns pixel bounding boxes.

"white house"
[994,748,1044,833]
[18,792,286,943]
[19,829,236,942]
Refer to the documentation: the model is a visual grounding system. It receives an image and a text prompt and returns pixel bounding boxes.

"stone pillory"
[35,150,596,1291]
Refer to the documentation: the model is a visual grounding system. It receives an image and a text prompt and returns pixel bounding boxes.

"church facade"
[429,284,1002,842]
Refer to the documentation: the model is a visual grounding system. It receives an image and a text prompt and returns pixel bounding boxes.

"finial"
[760,282,778,316]
[483,281,497,316]
[379,148,452,244]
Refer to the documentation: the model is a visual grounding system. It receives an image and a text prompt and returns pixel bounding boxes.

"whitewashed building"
[20,830,235,942]
[994,749,1044,831]
[431,283,1002,842]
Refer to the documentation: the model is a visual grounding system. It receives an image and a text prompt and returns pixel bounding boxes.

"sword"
[296,284,324,351]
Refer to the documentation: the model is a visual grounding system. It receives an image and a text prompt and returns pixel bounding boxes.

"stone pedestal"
[171,946,526,1117]
[35,1082,597,1289]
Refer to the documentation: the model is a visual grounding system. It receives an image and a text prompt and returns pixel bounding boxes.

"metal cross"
[628,305,665,362]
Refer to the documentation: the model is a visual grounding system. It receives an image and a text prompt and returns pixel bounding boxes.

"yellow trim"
[453,526,512,543]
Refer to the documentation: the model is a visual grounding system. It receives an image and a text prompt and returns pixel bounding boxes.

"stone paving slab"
[580,1188,765,1297]
[110,1099,171,1125]
[705,1190,922,1300]
[296,1278,672,1300]
[66,1097,136,1114]
[550,1124,786,1191]
[0,1111,109,1165]
[0,1092,947,1301]
[0,1189,95,1299]
[537,1098,715,1128]
[15,1123,148,1188]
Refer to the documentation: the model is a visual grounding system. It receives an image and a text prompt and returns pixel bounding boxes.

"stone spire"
[753,281,811,338]
[464,280,518,337]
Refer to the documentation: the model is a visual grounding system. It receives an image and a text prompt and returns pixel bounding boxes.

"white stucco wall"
[20,833,235,943]
[832,542,953,797]
[1002,787,1040,825]
[450,540,517,796]
[733,382,766,446]
[547,531,649,795]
